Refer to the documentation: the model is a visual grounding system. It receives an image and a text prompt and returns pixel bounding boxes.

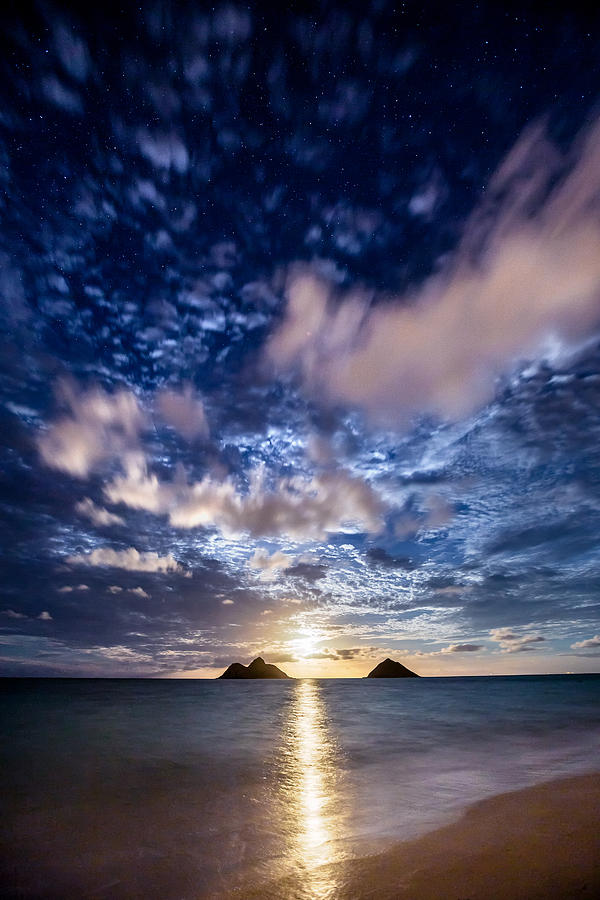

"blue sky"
[1,1,600,676]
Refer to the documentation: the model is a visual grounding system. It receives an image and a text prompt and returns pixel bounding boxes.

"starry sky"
[2,0,600,677]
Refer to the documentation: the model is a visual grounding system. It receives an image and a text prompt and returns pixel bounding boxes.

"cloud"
[41,76,83,114]
[108,585,123,594]
[38,381,147,477]
[571,634,600,650]
[1,609,52,621]
[67,546,185,574]
[212,5,252,42]
[303,645,387,661]
[105,458,386,540]
[222,598,234,605]
[57,584,89,593]
[490,628,545,653]
[285,562,327,582]
[249,549,293,580]
[53,24,91,81]
[408,176,443,218]
[103,456,174,514]
[366,547,416,569]
[491,629,518,642]
[136,129,189,173]
[266,117,600,424]
[75,497,125,527]
[441,643,483,653]
[129,587,150,598]
[156,384,209,441]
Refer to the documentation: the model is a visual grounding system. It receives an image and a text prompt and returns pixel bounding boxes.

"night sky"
[2,1,600,677]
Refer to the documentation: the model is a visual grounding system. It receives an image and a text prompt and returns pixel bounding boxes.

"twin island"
[218,656,419,678]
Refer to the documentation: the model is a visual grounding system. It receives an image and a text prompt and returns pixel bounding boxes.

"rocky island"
[218,656,291,679]
[367,658,419,678]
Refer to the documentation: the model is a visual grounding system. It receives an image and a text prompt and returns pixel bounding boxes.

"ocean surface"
[1,674,599,899]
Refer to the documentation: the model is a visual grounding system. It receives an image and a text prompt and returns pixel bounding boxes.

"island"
[367,658,419,678]
[217,656,291,679]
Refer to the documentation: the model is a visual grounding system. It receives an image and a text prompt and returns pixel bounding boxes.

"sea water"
[1,675,599,898]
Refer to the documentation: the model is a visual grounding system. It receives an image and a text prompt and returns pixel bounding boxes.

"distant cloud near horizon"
[299,645,389,662]
[571,635,600,650]
[490,628,546,653]
[442,643,483,653]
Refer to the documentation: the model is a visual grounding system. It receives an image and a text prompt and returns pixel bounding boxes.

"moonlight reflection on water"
[277,679,346,900]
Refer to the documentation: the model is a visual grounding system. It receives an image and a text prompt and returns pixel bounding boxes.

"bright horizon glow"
[171,650,599,680]
[288,627,327,661]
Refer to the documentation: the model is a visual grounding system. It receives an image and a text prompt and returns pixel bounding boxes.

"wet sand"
[3,772,599,898]
[239,773,600,900]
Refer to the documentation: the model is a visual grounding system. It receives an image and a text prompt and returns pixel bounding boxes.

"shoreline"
[236,772,600,900]
[348,771,600,900]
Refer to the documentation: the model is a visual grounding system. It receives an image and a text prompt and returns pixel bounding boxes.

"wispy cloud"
[248,548,293,580]
[301,645,389,661]
[41,75,83,114]
[267,117,600,425]
[2,609,53,621]
[571,634,600,650]
[67,546,185,574]
[75,497,125,527]
[441,643,483,653]
[136,129,189,173]
[490,627,545,653]
[156,384,209,441]
[38,381,146,477]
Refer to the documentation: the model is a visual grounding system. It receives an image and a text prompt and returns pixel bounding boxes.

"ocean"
[1,674,599,898]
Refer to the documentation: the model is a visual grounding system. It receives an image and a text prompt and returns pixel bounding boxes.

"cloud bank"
[266,117,600,424]
[104,458,385,540]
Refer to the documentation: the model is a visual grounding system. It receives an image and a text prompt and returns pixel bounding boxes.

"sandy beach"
[241,773,600,900]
